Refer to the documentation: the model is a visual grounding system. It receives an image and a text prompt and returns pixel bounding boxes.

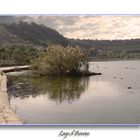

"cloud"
[63,16,140,39]
[1,15,140,39]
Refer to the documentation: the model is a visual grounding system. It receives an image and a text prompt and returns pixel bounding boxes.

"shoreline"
[0,71,21,124]
[0,66,30,124]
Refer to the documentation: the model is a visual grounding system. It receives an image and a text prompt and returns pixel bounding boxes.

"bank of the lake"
[0,71,21,124]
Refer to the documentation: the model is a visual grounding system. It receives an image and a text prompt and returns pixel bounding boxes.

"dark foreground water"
[8,60,140,124]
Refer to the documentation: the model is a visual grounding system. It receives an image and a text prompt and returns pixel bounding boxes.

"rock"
[128,86,132,89]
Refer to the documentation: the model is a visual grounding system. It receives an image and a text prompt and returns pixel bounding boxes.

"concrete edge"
[0,70,22,124]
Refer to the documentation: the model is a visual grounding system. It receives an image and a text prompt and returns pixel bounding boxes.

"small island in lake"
[31,45,102,76]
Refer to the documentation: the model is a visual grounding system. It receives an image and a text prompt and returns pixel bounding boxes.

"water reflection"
[8,75,89,103]
[7,61,140,124]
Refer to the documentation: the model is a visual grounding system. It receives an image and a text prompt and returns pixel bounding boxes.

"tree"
[31,45,89,75]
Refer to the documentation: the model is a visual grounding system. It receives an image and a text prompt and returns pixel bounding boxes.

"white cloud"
[2,15,140,40]
[63,16,140,39]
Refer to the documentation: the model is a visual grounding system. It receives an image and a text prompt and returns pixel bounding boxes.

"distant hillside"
[71,38,140,49]
[0,21,69,49]
[70,39,140,59]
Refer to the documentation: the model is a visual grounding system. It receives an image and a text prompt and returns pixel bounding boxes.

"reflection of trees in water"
[8,75,89,103]
[33,76,89,103]
[8,76,39,99]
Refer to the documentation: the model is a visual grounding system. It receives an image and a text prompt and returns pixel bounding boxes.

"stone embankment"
[0,66,29,124]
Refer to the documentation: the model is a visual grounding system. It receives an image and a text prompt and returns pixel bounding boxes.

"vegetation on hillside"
[31,45,89,76]
[0,46,38,66]
[1,22,69,47]
[72,39,140,59]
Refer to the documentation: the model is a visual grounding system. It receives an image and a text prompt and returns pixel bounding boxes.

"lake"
[7,60,140,124]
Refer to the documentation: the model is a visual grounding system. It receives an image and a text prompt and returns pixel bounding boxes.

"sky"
[0,15,140,40]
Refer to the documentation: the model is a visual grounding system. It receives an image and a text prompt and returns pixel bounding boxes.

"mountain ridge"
[0,21,69,48]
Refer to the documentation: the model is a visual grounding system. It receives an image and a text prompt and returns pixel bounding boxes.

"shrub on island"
[31,45,101,76]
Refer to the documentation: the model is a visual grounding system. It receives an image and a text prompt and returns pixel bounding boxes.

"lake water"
[7,60,140,124]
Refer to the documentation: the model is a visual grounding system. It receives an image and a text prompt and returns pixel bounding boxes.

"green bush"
[31,45,89,75]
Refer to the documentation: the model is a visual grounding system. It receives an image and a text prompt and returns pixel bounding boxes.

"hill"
[0,21,69,48]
